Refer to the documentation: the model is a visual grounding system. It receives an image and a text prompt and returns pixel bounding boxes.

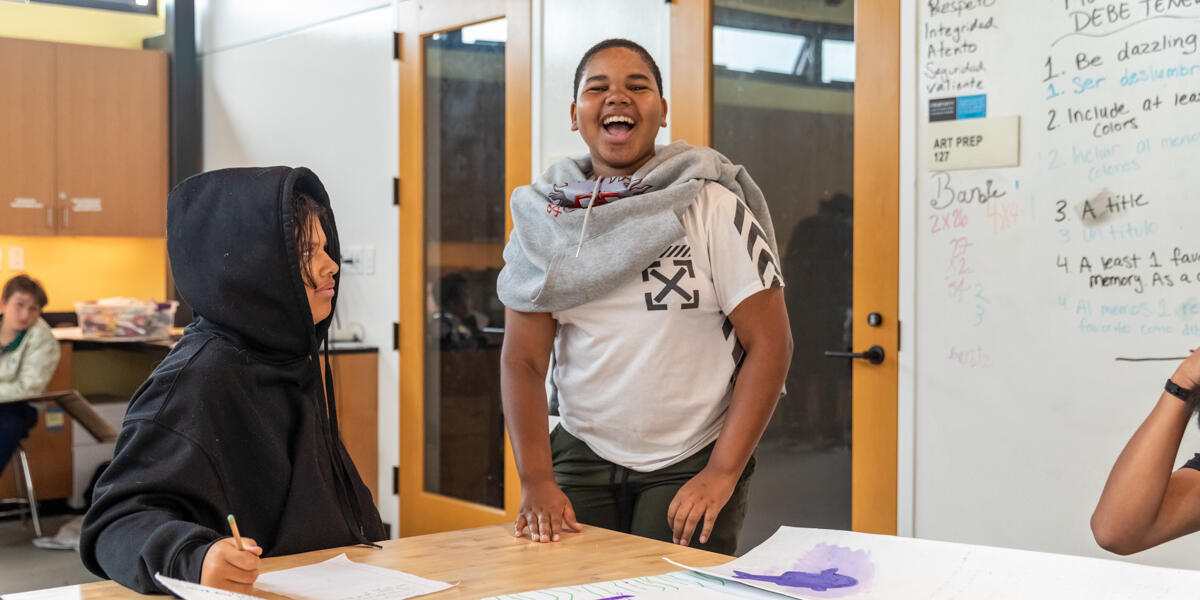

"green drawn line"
[498,571,748,600]
[668,572,702,586]
[694,571,728,586]
[622,579,650,591]
[628,578,660,591]
[651,575,678,591]
[612,580,639,593]
[580,583,608,596]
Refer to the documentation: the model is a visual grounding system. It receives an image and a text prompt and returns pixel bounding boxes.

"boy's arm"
[81,420,228,593]
[500,308,581,542]
[668,287,791,546]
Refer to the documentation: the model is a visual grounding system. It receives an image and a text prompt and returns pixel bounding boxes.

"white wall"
[534,0,671,177]
[199,1,400,535]
[197,0,389,55]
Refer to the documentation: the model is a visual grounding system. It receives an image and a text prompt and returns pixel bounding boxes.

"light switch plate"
[342,246,363,275]
[8,247,24,270]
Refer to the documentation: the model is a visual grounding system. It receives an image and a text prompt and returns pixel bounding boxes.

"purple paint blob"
[595,596,634,600]
[733,568,857,591]
[738,543,875,598]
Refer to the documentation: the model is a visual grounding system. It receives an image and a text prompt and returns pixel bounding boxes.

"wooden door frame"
[669,0,900,535]
[397,0,530,537]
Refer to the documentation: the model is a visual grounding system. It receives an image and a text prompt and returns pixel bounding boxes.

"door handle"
[824,345,885,365]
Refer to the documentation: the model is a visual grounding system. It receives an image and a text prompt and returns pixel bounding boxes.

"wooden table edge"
[8,525,735,600]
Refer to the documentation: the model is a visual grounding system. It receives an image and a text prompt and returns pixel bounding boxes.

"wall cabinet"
[0,37,167,237]
[322,351,380,502]
[0,38,56,236]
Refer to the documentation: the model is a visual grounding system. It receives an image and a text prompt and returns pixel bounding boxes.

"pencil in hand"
[227,514,245,551]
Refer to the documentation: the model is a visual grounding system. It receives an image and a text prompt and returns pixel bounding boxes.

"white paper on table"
[666,526,1200,600]
[1,585,85,600]
[153,573,261,600]
[253,553,452,600]
[482,570,781,600]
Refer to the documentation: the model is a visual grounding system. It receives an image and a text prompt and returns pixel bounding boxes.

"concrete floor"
[0,514,99,596]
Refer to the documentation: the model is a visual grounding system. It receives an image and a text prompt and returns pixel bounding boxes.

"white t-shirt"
[551,181,783,472]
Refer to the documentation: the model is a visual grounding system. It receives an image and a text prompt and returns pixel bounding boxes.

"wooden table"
[11,526,733,599]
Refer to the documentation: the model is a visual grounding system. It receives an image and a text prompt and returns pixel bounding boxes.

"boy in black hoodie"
[81,167,386,594]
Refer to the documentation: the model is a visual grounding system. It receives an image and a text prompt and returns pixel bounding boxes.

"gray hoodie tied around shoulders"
[497,141,779,313]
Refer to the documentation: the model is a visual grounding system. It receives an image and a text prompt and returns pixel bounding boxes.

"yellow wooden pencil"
[227,514,245,551]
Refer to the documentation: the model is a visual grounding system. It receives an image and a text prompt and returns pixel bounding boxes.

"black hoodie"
[80,167,386,594]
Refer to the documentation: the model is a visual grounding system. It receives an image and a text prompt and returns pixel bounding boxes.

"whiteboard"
[914,0,1200,569]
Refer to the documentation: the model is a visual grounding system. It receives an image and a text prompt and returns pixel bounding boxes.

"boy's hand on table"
[201,536,262,594]
[515,479,582,542]
[668,468,737,547]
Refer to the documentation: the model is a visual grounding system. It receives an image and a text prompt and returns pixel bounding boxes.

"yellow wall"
[1,3,169,314]
[0,1,164,49]
[0,237,168,313]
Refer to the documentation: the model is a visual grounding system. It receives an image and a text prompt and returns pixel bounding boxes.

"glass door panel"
[711,0,856,551]
[422,18,508,508]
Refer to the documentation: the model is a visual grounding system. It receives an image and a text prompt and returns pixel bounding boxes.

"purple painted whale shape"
[733,568,859,592]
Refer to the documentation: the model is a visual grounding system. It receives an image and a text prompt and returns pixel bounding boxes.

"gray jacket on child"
[0,318,60,401]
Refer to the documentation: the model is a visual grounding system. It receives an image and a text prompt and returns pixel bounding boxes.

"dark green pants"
[550,424,755,555]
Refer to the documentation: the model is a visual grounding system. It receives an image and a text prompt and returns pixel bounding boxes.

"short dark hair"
[573,38,663,100]
[292,192,332,288]
[2,274,48,309]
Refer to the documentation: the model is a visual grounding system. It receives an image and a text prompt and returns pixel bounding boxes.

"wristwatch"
[1165,379,1194,402]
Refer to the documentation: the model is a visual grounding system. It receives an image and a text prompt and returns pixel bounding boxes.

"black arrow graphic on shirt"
[651,268,693,303]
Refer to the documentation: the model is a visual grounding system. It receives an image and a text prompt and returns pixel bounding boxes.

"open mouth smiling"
[601,114,637,141]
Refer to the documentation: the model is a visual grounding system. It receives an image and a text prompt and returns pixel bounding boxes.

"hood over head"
[168,166,340,358]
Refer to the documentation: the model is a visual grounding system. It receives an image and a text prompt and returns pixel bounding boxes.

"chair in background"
[0,444,42,536]
[0,391,117,538]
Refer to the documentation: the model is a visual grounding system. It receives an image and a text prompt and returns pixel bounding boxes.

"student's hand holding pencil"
[200,515,262,594]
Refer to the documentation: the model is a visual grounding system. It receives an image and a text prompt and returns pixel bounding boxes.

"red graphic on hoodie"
[546,176,652,216]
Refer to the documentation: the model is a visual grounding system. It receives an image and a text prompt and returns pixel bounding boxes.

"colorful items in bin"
[75,297,179,341]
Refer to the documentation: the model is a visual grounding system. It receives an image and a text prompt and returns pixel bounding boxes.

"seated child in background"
[0,274,60,475]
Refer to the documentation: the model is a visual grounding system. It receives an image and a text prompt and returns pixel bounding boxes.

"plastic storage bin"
[74,298,178,341]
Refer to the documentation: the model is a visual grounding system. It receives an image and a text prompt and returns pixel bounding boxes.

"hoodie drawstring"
[319,337,381,549]
[575,176,604,257]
